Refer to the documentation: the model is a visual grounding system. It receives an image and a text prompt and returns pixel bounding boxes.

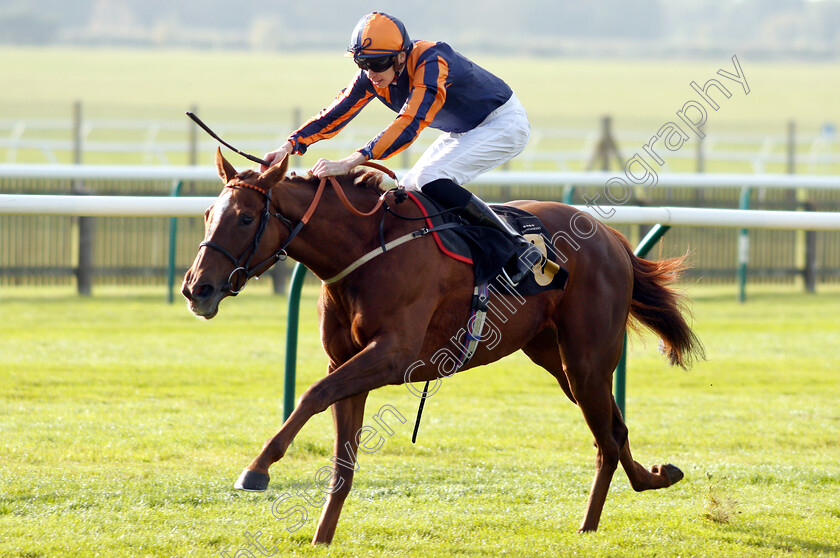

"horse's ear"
[215,147,238,183]
[260,154,290,186]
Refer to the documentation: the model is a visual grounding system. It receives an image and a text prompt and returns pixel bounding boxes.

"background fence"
[3,107,840,173]
[1,107,839,291]
[2,167,839,293]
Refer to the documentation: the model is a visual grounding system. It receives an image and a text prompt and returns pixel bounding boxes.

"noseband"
[199,166,395,295]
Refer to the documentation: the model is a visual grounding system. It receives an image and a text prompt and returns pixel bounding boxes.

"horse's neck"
[279,178,382,280]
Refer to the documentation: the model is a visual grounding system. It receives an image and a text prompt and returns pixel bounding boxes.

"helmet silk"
[347,12,411,58]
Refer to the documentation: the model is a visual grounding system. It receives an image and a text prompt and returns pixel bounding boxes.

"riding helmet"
[346,12,411,58]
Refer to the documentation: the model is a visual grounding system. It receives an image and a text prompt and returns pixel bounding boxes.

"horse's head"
[182,148,290,319]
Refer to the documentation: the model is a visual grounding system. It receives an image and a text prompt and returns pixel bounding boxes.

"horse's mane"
[283,168,390,197]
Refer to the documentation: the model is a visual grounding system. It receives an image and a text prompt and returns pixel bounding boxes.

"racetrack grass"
[0,283,838,557]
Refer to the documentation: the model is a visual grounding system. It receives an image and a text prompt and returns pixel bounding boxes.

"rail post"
[562,185,576,204]
[803,201,818,293]
[614,224,672,419]
[73,100,94,296]
[738,187,752,303]
[167,180,183,304]
[283,261,308,422]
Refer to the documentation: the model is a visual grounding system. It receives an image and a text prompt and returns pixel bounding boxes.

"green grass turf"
[1,282,838,557]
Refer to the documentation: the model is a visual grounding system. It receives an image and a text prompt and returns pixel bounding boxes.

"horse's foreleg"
[237,337,411,490]
[312,391,368,545]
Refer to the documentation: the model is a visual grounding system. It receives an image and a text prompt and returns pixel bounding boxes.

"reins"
[328,161,397,218]
[186,112,456,294]
[199,163,398,295]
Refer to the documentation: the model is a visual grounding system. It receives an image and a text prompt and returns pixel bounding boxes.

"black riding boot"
[460,194,541,285]
[420,178,539,285]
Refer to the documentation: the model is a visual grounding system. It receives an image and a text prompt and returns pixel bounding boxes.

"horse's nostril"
[195,284,215,301]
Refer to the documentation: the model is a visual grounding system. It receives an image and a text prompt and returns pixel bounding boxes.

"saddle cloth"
[403,191,568,296]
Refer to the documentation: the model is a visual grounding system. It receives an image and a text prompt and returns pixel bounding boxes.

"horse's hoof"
[661,463,684,485]
[234,468,270,491]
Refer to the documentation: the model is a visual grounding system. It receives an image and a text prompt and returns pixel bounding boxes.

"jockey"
[262,12,535,284]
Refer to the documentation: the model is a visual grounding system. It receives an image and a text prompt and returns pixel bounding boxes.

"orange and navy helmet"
[346,12,411,58]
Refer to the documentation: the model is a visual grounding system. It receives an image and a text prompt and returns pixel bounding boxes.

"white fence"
[2,165,840,225]
[2,194,839,231]
[1,165,839,295]
[3,118,839,172]
[3,163,840,189]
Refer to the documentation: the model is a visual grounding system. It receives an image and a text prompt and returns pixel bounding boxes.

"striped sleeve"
[360,57,449,160]
[288,71,374,155]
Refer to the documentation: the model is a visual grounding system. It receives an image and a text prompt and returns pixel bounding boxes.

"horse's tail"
[614,231,705,369]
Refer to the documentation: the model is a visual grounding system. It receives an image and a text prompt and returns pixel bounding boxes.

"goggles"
[354,55,395,73]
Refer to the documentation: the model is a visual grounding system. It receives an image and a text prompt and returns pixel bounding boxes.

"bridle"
[199,163,397,295]
[185,111,400,294]
[199,181,290,295]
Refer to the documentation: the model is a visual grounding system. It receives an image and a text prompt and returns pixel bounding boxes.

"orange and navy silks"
[287,41,513,161]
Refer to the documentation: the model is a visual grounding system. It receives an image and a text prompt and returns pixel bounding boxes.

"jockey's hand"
[311,152,366,178]
[260,141,293,172]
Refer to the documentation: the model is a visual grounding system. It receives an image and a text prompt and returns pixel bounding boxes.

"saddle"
[403,190,568,296]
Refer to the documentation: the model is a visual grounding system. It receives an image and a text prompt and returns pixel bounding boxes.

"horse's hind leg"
[523,329,622,531]
[614,399,684,491]
[522,327,685,531]
[312,391,368,545]
[572,379,625,531]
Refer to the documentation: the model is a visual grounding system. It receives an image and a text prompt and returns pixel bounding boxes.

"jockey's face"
[365,52,406,89]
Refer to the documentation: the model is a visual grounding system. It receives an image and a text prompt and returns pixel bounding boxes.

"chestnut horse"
[182,149,703,544]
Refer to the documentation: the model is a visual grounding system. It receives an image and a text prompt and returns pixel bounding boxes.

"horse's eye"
[239,215,255,226]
